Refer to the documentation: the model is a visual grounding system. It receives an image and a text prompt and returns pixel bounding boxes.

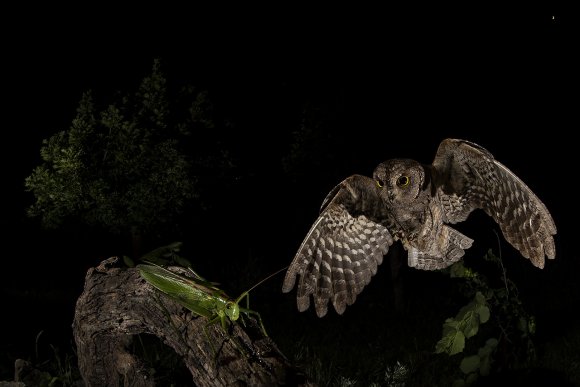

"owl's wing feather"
[432,139,556,268]
[282,174,393,317]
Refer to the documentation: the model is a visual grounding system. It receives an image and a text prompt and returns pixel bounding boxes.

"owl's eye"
[376,179,384,188]
[396,175,410,187]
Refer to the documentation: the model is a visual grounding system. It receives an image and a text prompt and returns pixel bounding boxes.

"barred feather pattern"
[282,176,394,317]
[433,139,557,268]
[284,138,557,317]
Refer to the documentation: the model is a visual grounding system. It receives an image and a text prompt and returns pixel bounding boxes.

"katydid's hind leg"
[204,314,229,359]
[214,321,252,364]
[205,317,235,366]
[252,311,268,337]
[237,292,268,336]
[209,318,266,362]
[204,314,220,352]
[238,291,250,310]
[202,324,218,356]
[213,334,230,367]
[240,307,268,337]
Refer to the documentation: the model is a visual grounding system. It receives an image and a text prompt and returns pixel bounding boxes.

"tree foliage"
[25,60,199,239]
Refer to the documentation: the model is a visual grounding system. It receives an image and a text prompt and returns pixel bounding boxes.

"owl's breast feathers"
[397,166,474,270]
[406,196,474,270]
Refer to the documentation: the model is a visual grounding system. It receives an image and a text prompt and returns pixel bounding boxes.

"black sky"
[4,6,575,225]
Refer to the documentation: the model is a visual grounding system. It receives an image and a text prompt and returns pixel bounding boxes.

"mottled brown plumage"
[282,139,557,317]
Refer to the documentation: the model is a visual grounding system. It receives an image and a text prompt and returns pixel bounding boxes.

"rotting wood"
[73,256,312,386]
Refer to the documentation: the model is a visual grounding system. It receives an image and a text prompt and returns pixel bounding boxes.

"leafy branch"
[435,250,536,386]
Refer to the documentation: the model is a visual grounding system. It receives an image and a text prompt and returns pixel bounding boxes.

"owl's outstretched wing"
[432,138,556,268]
[282,175,394,317]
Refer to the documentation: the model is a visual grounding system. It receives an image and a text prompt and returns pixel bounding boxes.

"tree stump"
[73,257,311,386]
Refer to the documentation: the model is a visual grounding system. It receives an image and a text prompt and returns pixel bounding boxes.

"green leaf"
[478,338,498,376]
[485,338,498,348]
[455,295,488,338]
[460,309,480,339]
[173,255,193,268]
[471,292,490,324]
[442,318,461,336]
[450,262,467,278]
[460,355,480,374]
[479,354,492,376]
[477,338,498,358]
[452,379,466,387]
[476,304,490,324]
[475,291,486,304]
[123,255,135,268]
[466,372,479,385]
[435,327,465,355]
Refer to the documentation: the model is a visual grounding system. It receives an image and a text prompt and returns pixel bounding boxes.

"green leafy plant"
[24,59,235,257]
[435,290,490,356]
[436,250,537,386]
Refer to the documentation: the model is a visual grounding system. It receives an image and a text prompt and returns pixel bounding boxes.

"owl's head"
[373,159,426,204]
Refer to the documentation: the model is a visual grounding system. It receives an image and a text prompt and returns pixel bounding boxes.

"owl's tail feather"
[408,226,473,270]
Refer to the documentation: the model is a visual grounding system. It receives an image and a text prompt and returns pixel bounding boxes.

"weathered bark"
[73,257,311,387]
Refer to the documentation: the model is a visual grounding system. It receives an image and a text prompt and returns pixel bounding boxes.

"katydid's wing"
[141,260,222,291]
[185,267,223,290]
[138,263,224,318]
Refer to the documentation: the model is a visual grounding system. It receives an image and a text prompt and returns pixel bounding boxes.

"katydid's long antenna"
[235,266,289,303]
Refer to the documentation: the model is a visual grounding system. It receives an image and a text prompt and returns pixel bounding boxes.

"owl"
[282,139,557,317]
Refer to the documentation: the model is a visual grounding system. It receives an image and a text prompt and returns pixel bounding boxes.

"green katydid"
[137,262,287,337]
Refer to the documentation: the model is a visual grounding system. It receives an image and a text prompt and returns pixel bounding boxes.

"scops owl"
[282,138,557,317]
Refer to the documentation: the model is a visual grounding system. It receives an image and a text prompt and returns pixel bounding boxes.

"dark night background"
[1,4,578,385]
